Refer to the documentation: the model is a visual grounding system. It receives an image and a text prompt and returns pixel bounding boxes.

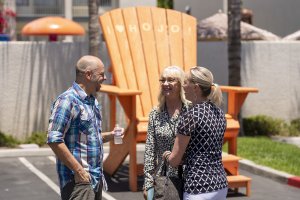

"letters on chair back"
[99,7,197,121]
[106,23,189,34]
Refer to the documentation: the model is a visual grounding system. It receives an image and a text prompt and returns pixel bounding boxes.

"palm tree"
[88,0,99,56]
[228,0,244,135]
[227,0,242,86]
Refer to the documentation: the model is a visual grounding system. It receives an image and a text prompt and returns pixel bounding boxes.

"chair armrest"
[100,84,142,96]
[220,86,258,94]
[220,86,259,119]
[225,114,233,119]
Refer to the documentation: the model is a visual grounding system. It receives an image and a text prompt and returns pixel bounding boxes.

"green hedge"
[243,115,300,136]
[0,131,20,147]
[289,118,300,136]
[25,131,47,147]
[0,131,47,148]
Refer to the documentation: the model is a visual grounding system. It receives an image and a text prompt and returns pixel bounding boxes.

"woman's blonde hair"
[190,66,223,107]
[157,66,190,112]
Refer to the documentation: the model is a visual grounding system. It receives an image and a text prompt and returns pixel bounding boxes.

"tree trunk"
[88,0,99,56]
[227,0,241,86]
[228,0,244,136]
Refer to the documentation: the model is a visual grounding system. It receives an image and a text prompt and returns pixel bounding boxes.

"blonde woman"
[143,66,190,199]
[163,66,228,200]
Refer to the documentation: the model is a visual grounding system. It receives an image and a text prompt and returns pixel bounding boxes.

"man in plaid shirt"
[47,55,122,200]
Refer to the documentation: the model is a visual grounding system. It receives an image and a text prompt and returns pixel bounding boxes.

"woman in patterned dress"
[163,66,228,200]
[143,66,190,200]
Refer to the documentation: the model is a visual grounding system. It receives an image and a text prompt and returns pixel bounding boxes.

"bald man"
[47,55,120,200]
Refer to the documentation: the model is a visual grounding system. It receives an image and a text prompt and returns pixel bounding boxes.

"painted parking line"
[18,157,60,195]
[48,156,56,163]
[48,156,117,200]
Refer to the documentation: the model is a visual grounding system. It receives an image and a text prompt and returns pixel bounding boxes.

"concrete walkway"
[271,136,300,148]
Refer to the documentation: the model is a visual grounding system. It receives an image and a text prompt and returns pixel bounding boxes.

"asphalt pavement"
[0,143,299,200]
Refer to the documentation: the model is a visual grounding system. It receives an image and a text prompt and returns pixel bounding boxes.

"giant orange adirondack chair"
[99,6,258,193]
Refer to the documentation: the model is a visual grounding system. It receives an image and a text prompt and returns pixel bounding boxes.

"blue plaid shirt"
[47,82,105,191]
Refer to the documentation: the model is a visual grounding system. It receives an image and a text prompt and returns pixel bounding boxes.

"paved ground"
[271,136,300,148]
[0,153,299,200]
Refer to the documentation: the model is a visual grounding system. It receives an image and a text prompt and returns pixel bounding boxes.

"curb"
[0,148,54,158]
[0,145,299,189]
[239,159,300,189]
[287,176,300,188]
[0,144,145,158]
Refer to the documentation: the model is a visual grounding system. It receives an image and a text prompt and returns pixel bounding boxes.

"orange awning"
[21,16,85,36]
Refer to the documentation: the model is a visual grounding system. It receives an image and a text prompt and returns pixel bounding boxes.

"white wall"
[198,41,300,122]
[198,41,228,85]
[119,0,156,8]
[241,41,300,121]
[0,41,114,139]
[243,0,300,37]
[1,41,300,139]
[174,0,300,37]
[174,0,223,21]
[0,42,87,139]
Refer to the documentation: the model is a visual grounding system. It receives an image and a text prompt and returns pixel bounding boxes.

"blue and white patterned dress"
[177,101,228,194]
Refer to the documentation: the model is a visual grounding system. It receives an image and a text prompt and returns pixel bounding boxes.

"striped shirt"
[47,82,104,191]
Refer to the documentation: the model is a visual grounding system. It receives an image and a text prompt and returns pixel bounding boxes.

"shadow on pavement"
[104,164,144,192]
[104,164,249,198]
[227,189,248,198]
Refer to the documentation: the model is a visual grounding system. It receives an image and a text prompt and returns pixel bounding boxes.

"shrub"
[291,118,300,130]
[0,131,20,147]
[25,131,47,147]
[243,115,287,136]
[289,118,300,136]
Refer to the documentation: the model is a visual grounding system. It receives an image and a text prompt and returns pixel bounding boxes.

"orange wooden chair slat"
[99,6,257,191]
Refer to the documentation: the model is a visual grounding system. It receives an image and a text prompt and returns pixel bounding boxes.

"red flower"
[4,9,16,17]
[0,15,7,33]
[0,8,15,34]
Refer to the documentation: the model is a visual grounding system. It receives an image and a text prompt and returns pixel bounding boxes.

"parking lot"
[0,153,299,200]
[0,155,144,200]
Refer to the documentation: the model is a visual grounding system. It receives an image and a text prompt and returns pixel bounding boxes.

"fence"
[1,41,300,139]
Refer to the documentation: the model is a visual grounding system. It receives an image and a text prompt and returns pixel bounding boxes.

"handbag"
[153,159,183,200]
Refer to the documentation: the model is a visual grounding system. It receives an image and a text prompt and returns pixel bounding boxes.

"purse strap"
[153,106,184,179]
[154,157,168,177]
[153,158,183,179]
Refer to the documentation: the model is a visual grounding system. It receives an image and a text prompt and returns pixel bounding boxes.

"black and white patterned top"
[177,101,228,194]
[143,105,188,191]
